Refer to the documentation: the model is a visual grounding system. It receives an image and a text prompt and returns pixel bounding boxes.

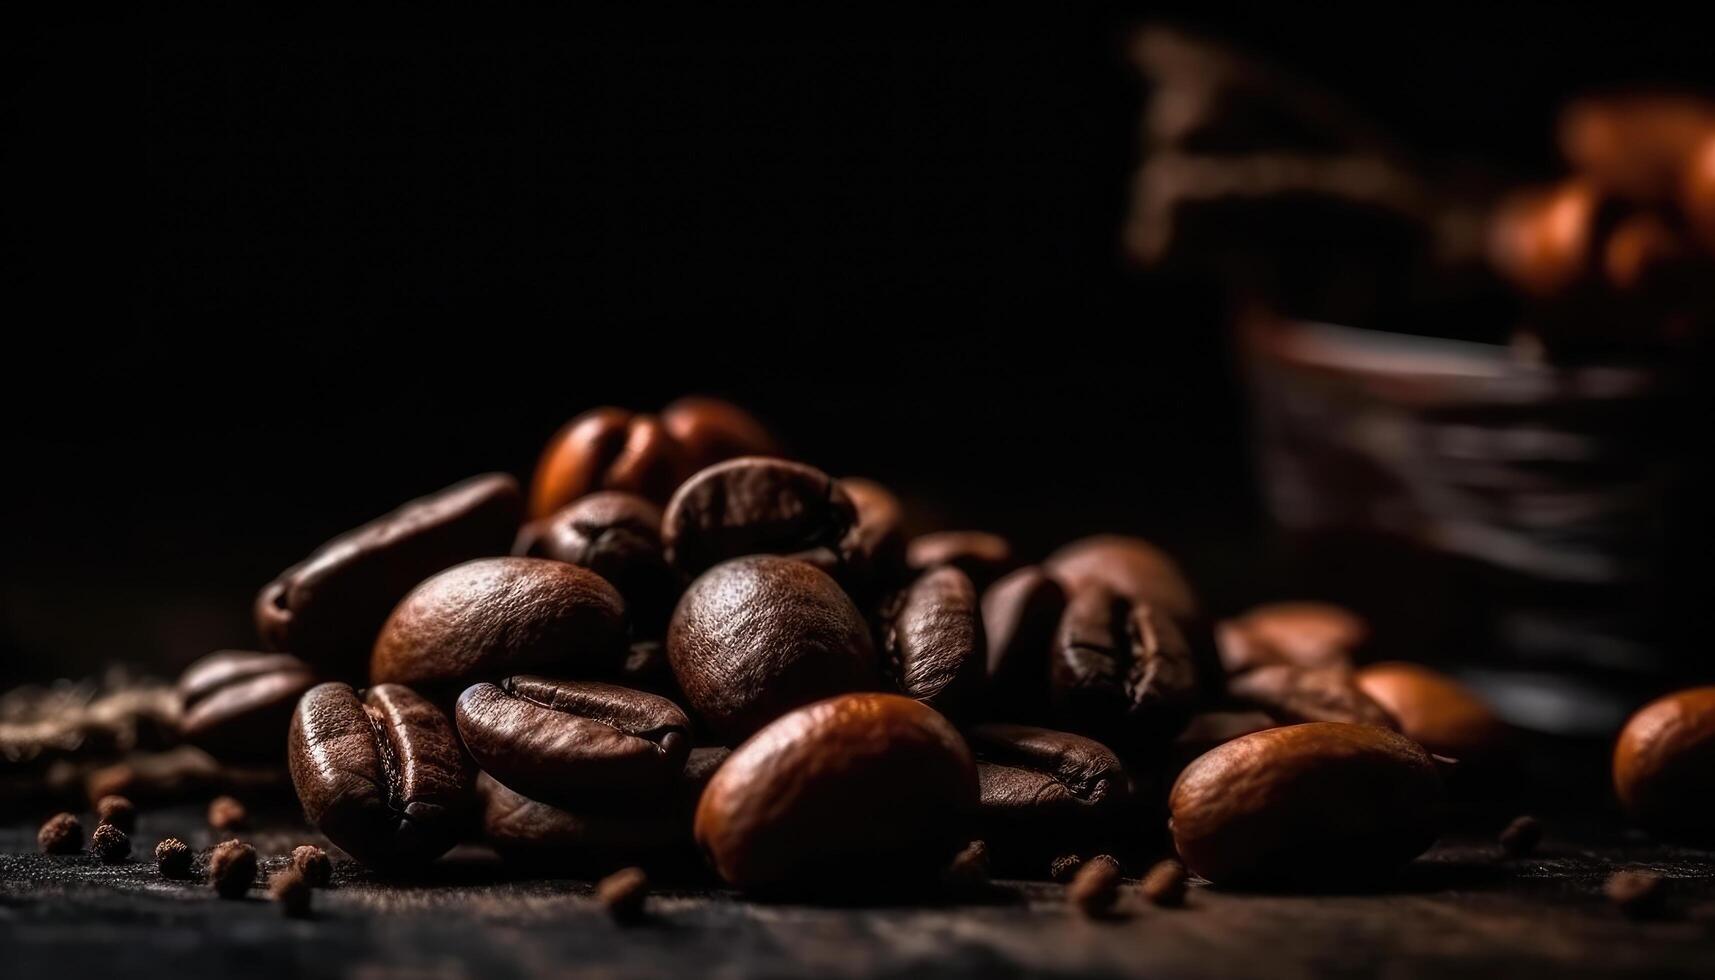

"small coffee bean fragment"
[1605,870,1666,919]
[208,839,257,899]
[37,813,82,855]
[1499,816,1542,858]
[96,795,137,834]
[597,866,650,924]
[944,840,990,890]
[1048,854,1083,883]
[291,845,332,887]
[1140,860,1188,908]
[155,837,193,879]
[269,869,313,918]
[91,823,130,863]
[1067,854,1122,917]
[208,795,247,831]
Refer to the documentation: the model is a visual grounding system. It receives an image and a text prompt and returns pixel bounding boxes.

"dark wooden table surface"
[3,806,1713,979]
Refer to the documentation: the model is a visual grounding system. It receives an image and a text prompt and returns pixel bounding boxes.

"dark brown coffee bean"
[90,822,130,862]
[1499,815,1542,858]
[96,794,136,833]
[37,812,82,854]
[208,795,248,831]
[1613,686,1715,836]
[514,492,677,636]
[596,866,650,924]
[1169,723,1444,886]
[1044,535,1197,623]
[530,408,689,518]
[208,839,257,898]
[1140,859,1188,907]
[966,724,1131,867]
[661,397,781,474]
[269,868,313,918]
[287,682,472,870]
[370,557,627,698]
[256,474,522,677]
[695,693,978,896]
[1050,585,1196,746]
[1067,854,1122,916]
[291,844,332,886]
[155,837,193,878]
[981,567,1065,723]
[662,458,858,579]
[1356,662,1504,762]
[668,556,877,741]
[177,651,317,762]
[836,477,908,592]
[1605,869,1667,918]
[906,531,1017,590]
[456,677,691,810]
[882,566,985,722]
[1216,602,1369,674]
[1228,665,1396,730]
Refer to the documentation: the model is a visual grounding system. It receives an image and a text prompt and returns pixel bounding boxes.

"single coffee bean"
[1169,722,1444,886]
[514,492,677,636]
[1227,665,1396,730]
[1355,662,1504,762]
[694,693,978,896]
[1140,859,1188,907]
[269,868,313,918]
[661,458,858,579]
[1049,585,1197,746]
[906,531,1017,591]
[668,556,877,741]
[208,839,257,898]
[1488,180,1598,298]
[291,844,333,887]
[1067,853,1122,917]
[177,651,318,761]
[1605,869,1667,919]
[1612,686,1715,836]
[530,407,689,517]
[90,823,130,862]
[836,477,908,592]
[981,567,1066,723]
[966,724,1131,868]
[456,677,691,810]
[1048,854,1083,883]
[208,795,248,831]
[370,557,627,698]
[596,866,650,924]
[1216,602,1368,674]
[257,473,522,677]
[288,682,472,869]
[37,812,82,854]
[155,837,193,878]
[96,794,137,833]
[661,397,781,474]
[881,566,986,722]
[1044,535,1197,623]
[1499,815,1542,858]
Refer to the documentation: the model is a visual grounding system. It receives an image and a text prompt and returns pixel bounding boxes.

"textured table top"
[3,807,1714,980]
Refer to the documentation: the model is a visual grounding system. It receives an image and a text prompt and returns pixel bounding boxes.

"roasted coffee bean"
[90,822,130,862]
[1216,602,1368,674]
[943,840,990,890]
[1488,180,1599,298]
[1612,686,1715,836]
[694,693,978,896]
[530,407,688,518]
[178,651,317,761]
[456,677,691,809]
[1140,859,1188,907]
[906,531,1017,591]
[882,566,985,721]
[1169,722,1444,886]
[1049,585,1196,746]
[155,837,192,878]
[837,477,908,591]
[38,812,81,854]
[1067,854,1122,916]
[514,492,677,636]
[288,682,472,869]
[661,397,781,474]
[208,839,257,899]
[256,473,522,677]
[1355,662,1504,762]
[1228,665,1396,730]
[981,567,1065,723]
[1044,535,1197,623]
[662,458,858,579]
[370,557,627,698]
[208,795,247,831]
[96,794,136,833]
[1560,95,1715,203]
[269,868,313,918]
[596,866,650,924]
[1605,869,1667,919]
[1499,815,1542,858]
[966,724,1131,868]
[291,844,332,886]
[668,556,877,741]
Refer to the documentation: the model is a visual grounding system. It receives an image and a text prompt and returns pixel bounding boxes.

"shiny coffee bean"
[660,397,781,474]
[837,477,908,591]
[1216,602,1368,674]
[287,682,472,869]
[514,492,676,635]
[370,557,627,698]
[667,556,877,741]
[1613,687,1715,836]
[980,566,1066,723]
[177,651,316,761]
[530,408,690,518]
[1169,722,1444,886]
[881,566,985,721]
[966,724,1131,869]
[694,693,978,895]
[1049,584,1197,746]
[256,474,522,677]
[1355,662,1503,762]
[906,531,1017,591]
[456,677,691,809]
[1044,535,1197,622]
[661,458,858,579]
[1227,665,1396,730]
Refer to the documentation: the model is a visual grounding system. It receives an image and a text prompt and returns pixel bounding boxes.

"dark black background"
[5,6,1713,684]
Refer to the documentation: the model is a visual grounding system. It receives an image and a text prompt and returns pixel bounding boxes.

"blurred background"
[5,7,1713,734]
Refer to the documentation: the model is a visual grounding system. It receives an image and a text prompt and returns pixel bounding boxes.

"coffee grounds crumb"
[269,869,313,918]
[596,866,649,924]
[96,795,137,834]
[208,839,257,899]
[207,796,247,831]
[1499,815,1542,858]
[1140,859,1188,907]
[37,813,82,855]
[1049,854,1082,883]
[291,845,332,887]
[1605,870,1667,919]
[90,822,130,863]
[1068,854,1122,917]
[943,840,990,890]
[155,837,193,879]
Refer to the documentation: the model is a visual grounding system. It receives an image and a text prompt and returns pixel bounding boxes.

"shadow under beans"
[1200,858,1511,897]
